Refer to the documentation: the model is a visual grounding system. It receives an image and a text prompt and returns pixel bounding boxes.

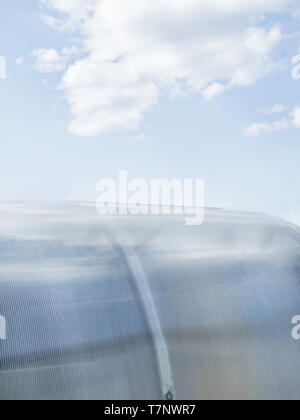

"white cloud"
[265,103,285,113]
[244,122,273,137]
[40,0,98,30]
[292,49,300,80]
[16,56,24,65]
[273,118,290,130]
[39,0,299,136]
[244,119,290,137]
[244,106,300,137]
[32,49,66,73]
[202,83,226,100]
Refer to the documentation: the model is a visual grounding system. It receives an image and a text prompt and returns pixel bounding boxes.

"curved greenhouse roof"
[0,203,300,400]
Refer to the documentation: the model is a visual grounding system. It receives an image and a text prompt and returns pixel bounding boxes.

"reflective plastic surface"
[0,203,300,400]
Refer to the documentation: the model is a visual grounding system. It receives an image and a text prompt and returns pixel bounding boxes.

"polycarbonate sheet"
[0,203,300,400]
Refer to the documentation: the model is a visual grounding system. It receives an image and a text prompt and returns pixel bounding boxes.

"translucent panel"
[0,203,299,400]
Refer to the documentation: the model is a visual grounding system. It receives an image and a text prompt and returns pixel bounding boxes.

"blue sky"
[0,0,300,224]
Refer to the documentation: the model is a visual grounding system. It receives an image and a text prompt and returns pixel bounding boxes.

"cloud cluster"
[32,49,66,73]
[39,0,298,136]
[244,106,300,137]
